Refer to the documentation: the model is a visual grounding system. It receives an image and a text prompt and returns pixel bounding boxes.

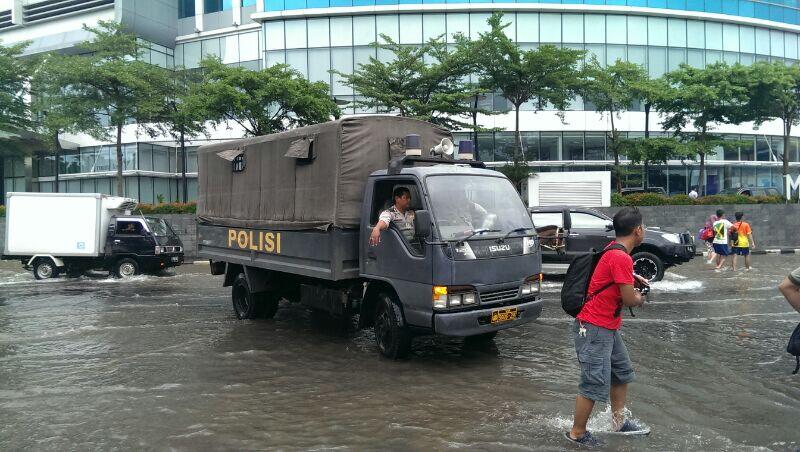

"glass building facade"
[3,0,800,203]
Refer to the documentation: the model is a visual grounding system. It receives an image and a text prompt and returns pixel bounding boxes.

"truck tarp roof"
[197,116,452,230]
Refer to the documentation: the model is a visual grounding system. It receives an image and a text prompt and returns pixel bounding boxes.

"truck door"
[362,179,432,286]
[111,219,153,256]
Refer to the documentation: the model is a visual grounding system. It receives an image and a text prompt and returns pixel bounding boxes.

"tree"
[0,40,35,202]
[582,59,649,192]
[654,63,748,196]
[474,13,584,187]
[740,61,800,197]
[186,58,339,137]
[621,137,688,190]
[32,21,173,196]
[335,34,484,131]
[157,69,207,203]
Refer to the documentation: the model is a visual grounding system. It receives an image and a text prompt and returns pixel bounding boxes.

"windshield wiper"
[501,227,534,241]
[457,228,501,243]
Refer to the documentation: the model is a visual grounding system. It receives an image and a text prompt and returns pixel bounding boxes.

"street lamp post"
[472,94,486,161]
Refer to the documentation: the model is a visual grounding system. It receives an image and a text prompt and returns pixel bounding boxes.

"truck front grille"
[163,246,182,253]
[480,287,519,304]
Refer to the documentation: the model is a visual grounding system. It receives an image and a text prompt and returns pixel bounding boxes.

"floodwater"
[0,256,799,451]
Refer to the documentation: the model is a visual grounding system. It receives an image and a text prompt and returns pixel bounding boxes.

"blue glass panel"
[667,0,686,9]
[627,0,647,7]
[722,0,738,15]
[423,0,444,4]
[606,0,626,5]
[403,0,422,4]
[284,0,305,8]
[705,0,722,13]
[242,0,257,5]
[223,0,234,9]
[648,0,668,8]
[265,0,284,10]
[584,0,605,4]
[771,5,786,22]
[754,2,770,19]
[178,0,195,17]
[686,0,703,12]
[739,0,755,17]
[353,0,374,5]
[375,0,397,4]
[330,0,351,5]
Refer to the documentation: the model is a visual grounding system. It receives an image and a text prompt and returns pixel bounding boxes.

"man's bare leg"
[732,254,738,271]
[570,395,595,439]
[610,383,628,430]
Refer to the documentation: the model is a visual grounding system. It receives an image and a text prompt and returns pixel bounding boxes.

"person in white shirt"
[712,209,733,270]
[688,187,699,199]
[370,187,415,246]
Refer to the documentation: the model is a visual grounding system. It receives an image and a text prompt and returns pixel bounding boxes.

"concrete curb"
[698,249,800,256]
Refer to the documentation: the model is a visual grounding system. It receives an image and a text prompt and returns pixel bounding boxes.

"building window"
[179,0,195,18]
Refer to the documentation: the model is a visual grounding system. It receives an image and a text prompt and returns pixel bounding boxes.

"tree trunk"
[784,119,791,201]
[116,124,124,197]
[644,103,650,139]
[180,128,188,203]
[515,104,525,161]
[699,151,706,197]
[473,95,479,161]
[643,161,649,190]
[54,131,61,193]
[610,112,622,193]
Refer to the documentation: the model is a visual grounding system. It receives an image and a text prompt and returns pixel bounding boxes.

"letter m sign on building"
[787,175,800,200]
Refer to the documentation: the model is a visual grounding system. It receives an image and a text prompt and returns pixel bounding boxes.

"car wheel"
[373,293,412,359]
[114,258,139,278]
[632,251,665,282]
[33,258,59,280]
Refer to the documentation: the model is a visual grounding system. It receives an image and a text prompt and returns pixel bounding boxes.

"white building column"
[194,0,204,32]
[11,0,23,25]
[233,0,242,26]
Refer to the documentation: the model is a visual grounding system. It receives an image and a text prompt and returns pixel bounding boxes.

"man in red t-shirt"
[566,207,649,447]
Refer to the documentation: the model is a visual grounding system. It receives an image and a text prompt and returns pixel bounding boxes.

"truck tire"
[114,258,140,278]
[373,293,412,359]
[33,258,59,280]
[231,274,280,320]
[632,251,665,282]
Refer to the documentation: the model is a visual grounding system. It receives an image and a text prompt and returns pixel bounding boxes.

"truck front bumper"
[433,296,543,337]
[663,244,696,264]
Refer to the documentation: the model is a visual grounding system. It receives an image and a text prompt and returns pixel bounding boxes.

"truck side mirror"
[414,210,432,238]
[605,222,614,232]
[562,208,572,231]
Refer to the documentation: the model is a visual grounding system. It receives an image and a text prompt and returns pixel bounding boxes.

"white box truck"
[2,193,185,279]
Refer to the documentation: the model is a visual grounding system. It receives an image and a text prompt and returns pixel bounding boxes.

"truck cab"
[358,162,543,357]
[104,216,185,277]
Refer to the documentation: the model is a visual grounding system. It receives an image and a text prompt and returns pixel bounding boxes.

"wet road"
[1,257,799,451]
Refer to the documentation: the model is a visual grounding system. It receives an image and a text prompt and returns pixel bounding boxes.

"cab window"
[532,212,563,228]
[116,220,144,235]
[571,212,611,229]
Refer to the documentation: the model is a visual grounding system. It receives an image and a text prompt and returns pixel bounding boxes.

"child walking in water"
[731,211,754,271]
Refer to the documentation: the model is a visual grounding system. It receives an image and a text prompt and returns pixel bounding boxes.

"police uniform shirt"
[379,205,415,240]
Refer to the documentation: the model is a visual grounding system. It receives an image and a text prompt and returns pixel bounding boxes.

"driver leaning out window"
[369,187,415,246]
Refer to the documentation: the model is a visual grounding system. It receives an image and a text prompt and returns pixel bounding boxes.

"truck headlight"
[523,236,537,254]
[433,286,478,309]
[664,233,681,244]
[154,246,164,254]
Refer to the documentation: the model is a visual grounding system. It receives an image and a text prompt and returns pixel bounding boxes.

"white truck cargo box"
[4,193,137,257]
[522,171,611,208]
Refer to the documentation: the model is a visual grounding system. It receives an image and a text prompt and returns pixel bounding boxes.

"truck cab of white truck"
[2,193,184,279]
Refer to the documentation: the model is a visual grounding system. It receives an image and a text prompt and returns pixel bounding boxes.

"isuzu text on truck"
[2,193,184,279]
[197,117,543,359]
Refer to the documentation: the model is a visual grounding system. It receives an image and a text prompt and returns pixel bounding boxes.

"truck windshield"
[426,175,534,241]
[145,217,173,237]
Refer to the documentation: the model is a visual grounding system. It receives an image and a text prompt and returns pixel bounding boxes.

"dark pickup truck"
[531,206,695,281]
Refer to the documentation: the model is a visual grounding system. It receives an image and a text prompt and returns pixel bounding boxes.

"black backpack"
[788,323,800,375]
[729,222,740,246]
[561,244,628,317]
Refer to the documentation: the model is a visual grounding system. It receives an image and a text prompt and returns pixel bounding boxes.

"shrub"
[610,193,786,206]
[611,193,628,206]
[669,194,693,205]
[0,205,4,217]
[138,202,196,214]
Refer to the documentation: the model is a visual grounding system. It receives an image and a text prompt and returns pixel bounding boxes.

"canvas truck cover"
[197,116,451,230]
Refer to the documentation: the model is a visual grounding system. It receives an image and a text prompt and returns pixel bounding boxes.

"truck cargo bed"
[197,224,360,281]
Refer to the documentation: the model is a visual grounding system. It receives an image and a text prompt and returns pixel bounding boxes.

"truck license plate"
[491,307,517,324]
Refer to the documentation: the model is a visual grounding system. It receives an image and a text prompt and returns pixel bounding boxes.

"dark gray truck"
[196,117,543,358]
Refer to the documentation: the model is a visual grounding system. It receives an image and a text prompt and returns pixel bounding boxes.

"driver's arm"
[369,212,391,246]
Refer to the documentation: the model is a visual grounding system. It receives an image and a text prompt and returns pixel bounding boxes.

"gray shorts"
[573,320,635,403]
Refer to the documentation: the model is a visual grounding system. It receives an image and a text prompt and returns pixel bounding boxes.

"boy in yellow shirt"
[731,211,754,271]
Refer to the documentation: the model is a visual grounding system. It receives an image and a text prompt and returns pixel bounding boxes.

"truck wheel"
[254,292,280,319]
[114,258,140,278]
[373,293,412,359]
[232,273,257,319]
[33,258,59,280]
[632,251,665,282]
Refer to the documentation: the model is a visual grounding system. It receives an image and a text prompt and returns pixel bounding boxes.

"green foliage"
[495,160,532,191]
[611,193,785,206]
[0,205,5,217]
[156,193,166,204]
[335,34,483,130]
[186,58,339,136]
[0,40,34,136]
[32,21,174,196]
[138,202,196,214]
